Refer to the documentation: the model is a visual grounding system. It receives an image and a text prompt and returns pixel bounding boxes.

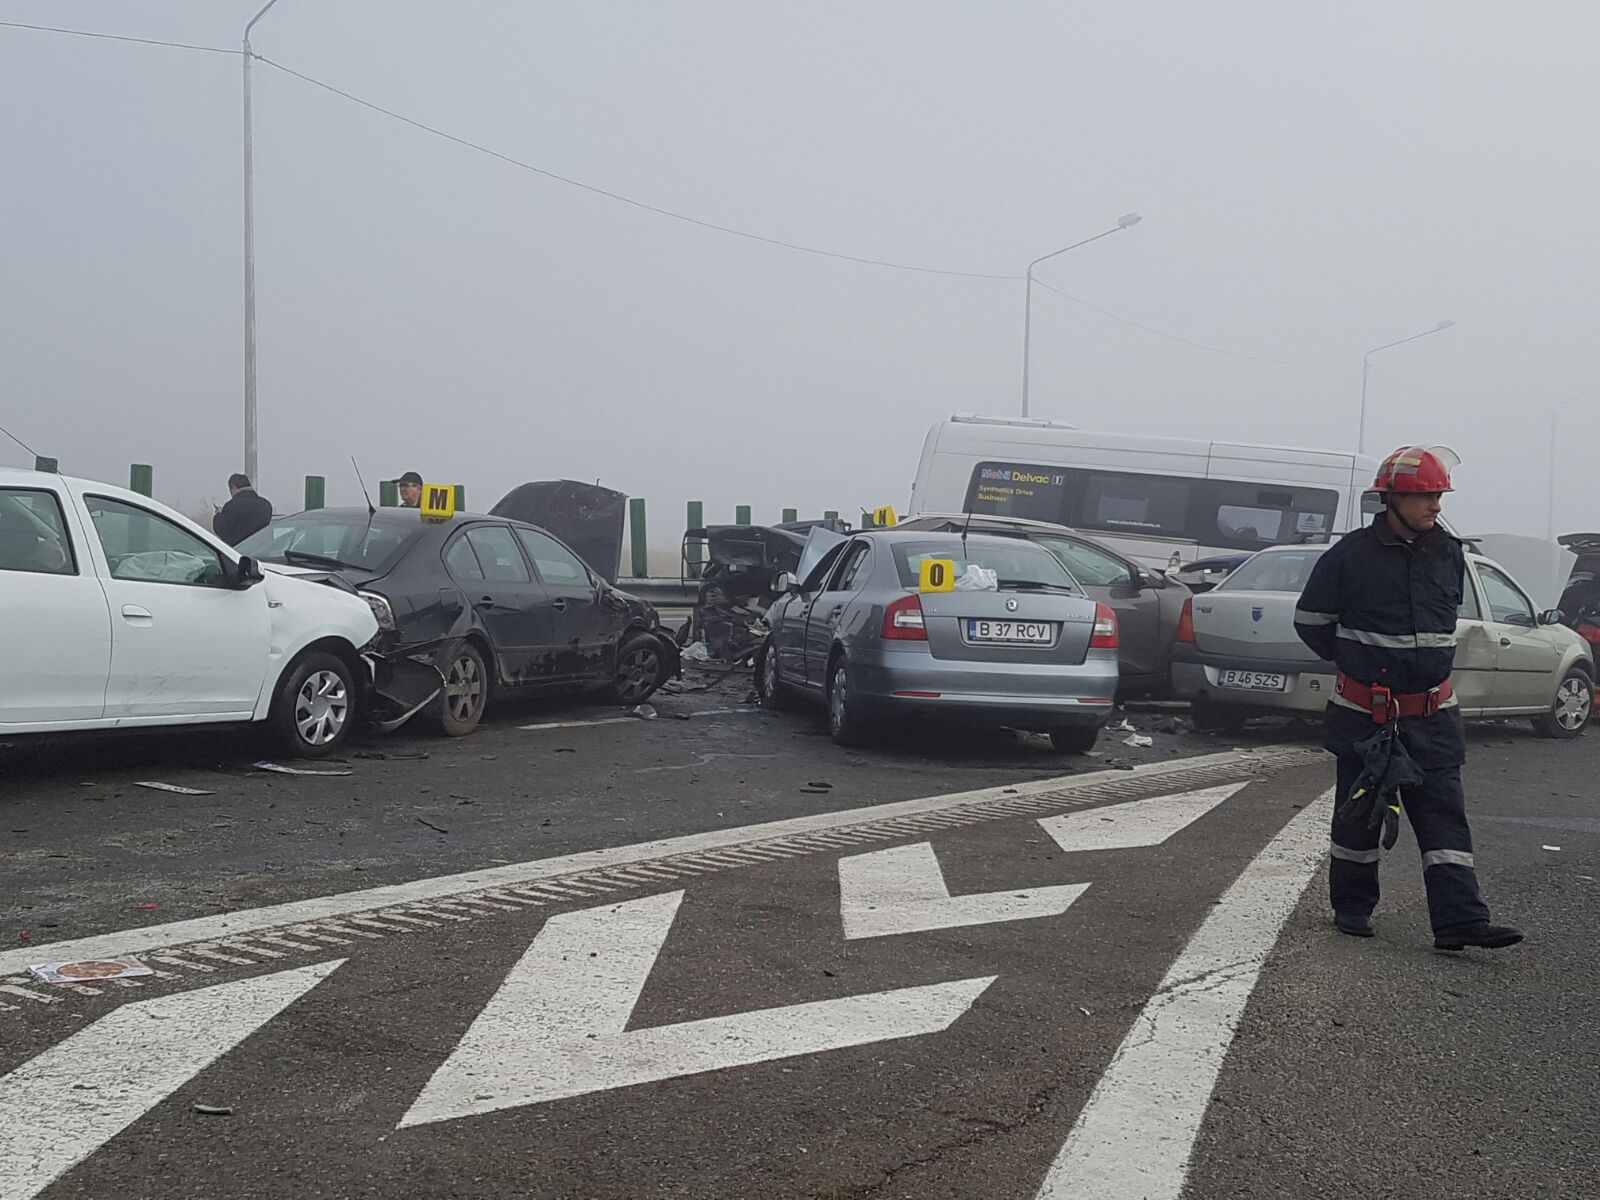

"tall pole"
[1020,213,1142,418]
[1355,320,1454,456]
[242,0,283,485]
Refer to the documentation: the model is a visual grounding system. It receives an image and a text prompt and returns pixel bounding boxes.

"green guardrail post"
[824,509,839,526]
[34,456,58,473]
[735,504,751,526]
[379,479,399,508]
[129,463,153,497]
[686,501,704,579]
[782,507,797,524]
[629,498,649,578]
[304,475,326,511]
[454,484,466,512]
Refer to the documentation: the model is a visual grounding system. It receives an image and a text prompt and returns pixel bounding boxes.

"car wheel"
[606,633,665,706]
[1533,666,1593,739]
[438,641,490,737]
[1191,698,1248,734]
[755,640,796,711]
[271,651,357,758]
[1049,725,1099,755]
[827,656,870,748]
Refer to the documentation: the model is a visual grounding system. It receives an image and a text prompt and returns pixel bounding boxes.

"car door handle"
[1500,637,1512,647]
[120,604,153,622]
[551,598,568,613]
[829,605,844,619]
[475,596,503,612]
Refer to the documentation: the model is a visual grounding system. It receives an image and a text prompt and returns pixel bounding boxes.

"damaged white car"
[0,469,379,756]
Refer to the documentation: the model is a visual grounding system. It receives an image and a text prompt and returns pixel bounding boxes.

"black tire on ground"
[437,640,490,737]
[826,656,871,748]
[755,640,797,711]
[1049,725,1100,755]
[1533,665,1593,740]
[606,633,666,706]
[1190,698,1248,734]
[269,651,357,758]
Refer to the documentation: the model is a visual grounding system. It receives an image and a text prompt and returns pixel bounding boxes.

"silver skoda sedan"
[755,530,1120,751]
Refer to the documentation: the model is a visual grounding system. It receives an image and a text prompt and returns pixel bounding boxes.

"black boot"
[1434,922,1524,951]
[1334,911,1374,938]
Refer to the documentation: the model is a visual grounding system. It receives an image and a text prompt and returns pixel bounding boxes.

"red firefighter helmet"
[1373,445,1458,494]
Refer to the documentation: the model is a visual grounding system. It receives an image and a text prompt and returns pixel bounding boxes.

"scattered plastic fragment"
[135,782,213,796]
[1122,734,1154,748]
[132,902,158,911]
[193,1104,234,1117]
[626,705,658,720]
[1542,845,1562,852]
[253,761,353,777]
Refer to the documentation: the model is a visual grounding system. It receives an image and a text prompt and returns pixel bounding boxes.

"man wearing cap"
[397,472,424,509]
[1294,445,1522,951]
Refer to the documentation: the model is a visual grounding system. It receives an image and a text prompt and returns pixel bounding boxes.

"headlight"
[359,589,396,631]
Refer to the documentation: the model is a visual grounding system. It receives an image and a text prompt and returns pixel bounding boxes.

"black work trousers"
[1325,707,1492,934]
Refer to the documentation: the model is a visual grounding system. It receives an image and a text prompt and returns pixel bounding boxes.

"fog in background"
[3,1,1596,543]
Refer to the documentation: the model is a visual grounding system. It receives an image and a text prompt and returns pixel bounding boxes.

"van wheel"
[270,652,357,758]
[1533,666,1592,739]
[1191,699,1247,734]
[438,641,490,737]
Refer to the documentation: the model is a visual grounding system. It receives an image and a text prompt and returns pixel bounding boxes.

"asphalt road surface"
[1,694,1595,1199]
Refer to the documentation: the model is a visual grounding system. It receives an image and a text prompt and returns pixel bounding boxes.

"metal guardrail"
[615,578,698,607]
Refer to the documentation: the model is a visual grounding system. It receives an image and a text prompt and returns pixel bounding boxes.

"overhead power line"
[0,19,236,56]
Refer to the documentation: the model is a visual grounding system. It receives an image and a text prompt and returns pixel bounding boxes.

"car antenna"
[1,421,43,464]
[351,456,376,517]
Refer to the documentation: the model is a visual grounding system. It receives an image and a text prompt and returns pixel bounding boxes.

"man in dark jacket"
[213,474,272,546]
[1294,445,1521,951]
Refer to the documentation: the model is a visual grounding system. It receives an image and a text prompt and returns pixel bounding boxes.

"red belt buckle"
[1369,684,1393,724]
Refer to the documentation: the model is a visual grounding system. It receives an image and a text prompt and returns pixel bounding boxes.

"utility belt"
[1335,673,1454,724]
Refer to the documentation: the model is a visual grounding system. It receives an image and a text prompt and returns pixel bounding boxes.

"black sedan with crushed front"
[240,507,679,736]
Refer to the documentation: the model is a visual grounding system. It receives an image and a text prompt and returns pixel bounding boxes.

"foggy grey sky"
[3,1,1597,540]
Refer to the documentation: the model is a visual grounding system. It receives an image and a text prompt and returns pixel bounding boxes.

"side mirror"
[1539,609,1565,626]
[773,571,797,594]
[1135,567,1163,589]
[233,555,265,589]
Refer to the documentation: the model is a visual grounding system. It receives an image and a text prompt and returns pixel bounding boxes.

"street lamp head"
[1117,213,1143,228]
[1435,319,1455,330]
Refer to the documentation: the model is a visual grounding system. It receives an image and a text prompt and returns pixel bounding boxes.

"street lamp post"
[242,0,283,485]
[1020,213,1142,418]
[1356,320,1456,456]
[1547,387,1600,539]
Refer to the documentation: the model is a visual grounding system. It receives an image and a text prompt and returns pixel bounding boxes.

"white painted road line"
[1037,781,1249,853]
[0,960,345,1200]
[0,750,1295,978]
[838,842,1091,940]
[1034,791,1333,1200]
[399,891,995,1126]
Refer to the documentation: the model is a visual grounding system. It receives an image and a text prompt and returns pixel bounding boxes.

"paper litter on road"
[1542,845,1562,852]
[1110,719,1136,732]
[252,761,354,777]
[625,705,658,720]
[134,782,213,795]
[1122,734,1154,748]
[29,957,154,985]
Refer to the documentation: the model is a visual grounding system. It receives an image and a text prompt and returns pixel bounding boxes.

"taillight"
[1090,602,1119,649]
[1176,597,1195,644]
[882,593,927,640]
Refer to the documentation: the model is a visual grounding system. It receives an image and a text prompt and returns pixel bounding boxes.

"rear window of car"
[890,539,1078,591]
[1215,550,1325,593]
[238,517,420,573]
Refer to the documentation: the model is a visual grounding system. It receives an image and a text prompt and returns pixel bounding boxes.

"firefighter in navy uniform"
[1294,445,1523,951]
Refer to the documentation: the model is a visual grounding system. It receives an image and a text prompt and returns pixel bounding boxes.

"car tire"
[437,640,490,737]
[755,640,797,711]
[827,656,870,748]
[1533,665,1593,740]
[606,633,666,706]
[270,651,357,758]
[1049,726,1099,755]
[1190,698,1248,734]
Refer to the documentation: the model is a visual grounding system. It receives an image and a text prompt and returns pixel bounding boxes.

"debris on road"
[353,751,429,761]
[132,902,158,911]
[1122,734,1155,748]
[192,1104,234,1117]
[416,818,450,835]
[134,782,213,796]
[253,761,354,777]
[1543,845,1562,852]
[29,957,154,985]
[626,705,658,720]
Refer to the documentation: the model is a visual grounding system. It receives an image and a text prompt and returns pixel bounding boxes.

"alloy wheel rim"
[446,655,483,723]
[617,647,658,703]
[294,670,349,746]
[829,667,847,731]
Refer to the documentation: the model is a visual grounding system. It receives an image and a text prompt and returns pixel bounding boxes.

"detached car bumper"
[849,646,1119,731]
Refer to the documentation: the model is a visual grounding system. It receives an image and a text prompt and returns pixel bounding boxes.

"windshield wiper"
[282,549,352,570]
[998,578,1077,592]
